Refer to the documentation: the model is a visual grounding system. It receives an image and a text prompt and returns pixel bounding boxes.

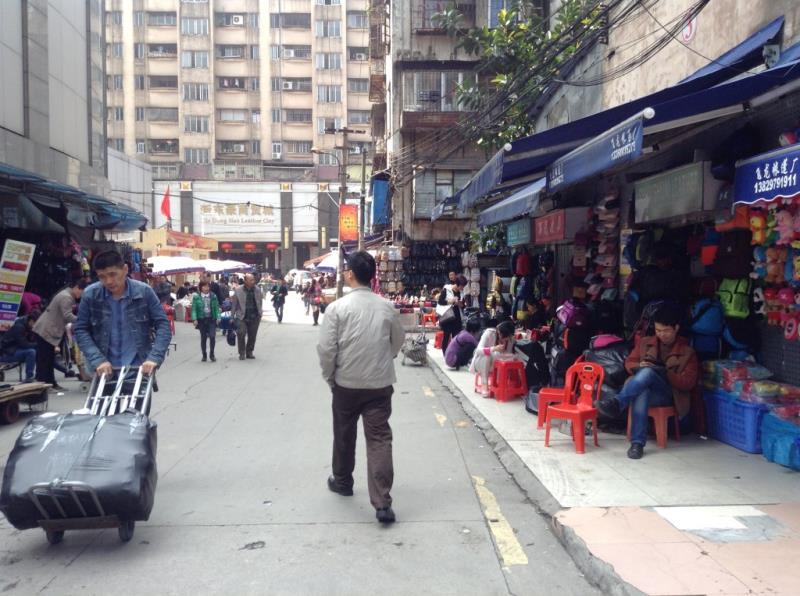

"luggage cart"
[30,365,155,544]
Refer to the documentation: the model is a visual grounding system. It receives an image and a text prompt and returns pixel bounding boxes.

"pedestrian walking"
[317,251,405,524]
[231,273,263,360]
[0,311,40,382]
[152,275,173,305]
[310,278,323,326]
[271,279,289,323]
[191,280,221,361]
[73,250,171,378]
[33,279,88,390]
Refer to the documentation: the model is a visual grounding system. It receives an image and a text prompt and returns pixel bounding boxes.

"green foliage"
[469,224,507,254]
[434,0,602,149]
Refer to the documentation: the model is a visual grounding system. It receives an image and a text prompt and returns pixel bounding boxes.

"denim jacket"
[74,279,172,372]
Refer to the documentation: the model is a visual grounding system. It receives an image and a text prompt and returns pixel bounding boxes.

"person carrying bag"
[191,280,221,362]
[437,275,468,356]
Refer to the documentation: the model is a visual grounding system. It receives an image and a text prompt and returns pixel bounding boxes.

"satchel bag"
[438,305,457,328]
[226,327,236,346]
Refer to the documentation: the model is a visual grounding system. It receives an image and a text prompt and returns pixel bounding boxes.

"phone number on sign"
[753,173,798,194]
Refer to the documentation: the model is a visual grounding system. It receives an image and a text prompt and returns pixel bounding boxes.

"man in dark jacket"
[0,312,39,382]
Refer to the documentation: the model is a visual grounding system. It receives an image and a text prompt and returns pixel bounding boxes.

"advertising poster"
[0,240,36,331]
[339,204,359,242]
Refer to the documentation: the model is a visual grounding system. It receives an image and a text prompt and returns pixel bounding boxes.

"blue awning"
[86,195,149,232]
[776,40,800,67]
[476,178,544,227]
[681,16,784,82]
[733,142,800,205]
[0,163,45,183]
[457,149,505,212]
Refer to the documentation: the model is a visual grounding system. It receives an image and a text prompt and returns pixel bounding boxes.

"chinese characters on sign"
[734,144,800,205]
[339,204,359,242]
[0,240,36,331]
[198,203,276,225]
[534,210,566,244]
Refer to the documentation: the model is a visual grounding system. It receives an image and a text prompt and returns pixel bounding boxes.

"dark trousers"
[274,302,284,322]
[331,385,394,509]
[35,334,56,384]
[237,318,260,356]
[312,305,320,325]
[197,318,216,357]
[440,319,462,357]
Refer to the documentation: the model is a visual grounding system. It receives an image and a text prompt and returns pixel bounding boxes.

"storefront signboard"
[635,161,723,224]
[534,208,589,245]
[0,240,35,331]
[547,114,646,193]
[166,229,218,251]
[733,143,800,205]
[506,219,532,246]
[339,204,359,242]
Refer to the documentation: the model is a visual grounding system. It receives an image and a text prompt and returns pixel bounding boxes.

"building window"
[181,17,209,35]
[135,75,145,90]
[183,83,209,100]
[271,77,281,92]
[217,45,245,59]
[109,138,124,151]
[181,50,209,68]
[274,78,311,92]
[184,115,210,132]
[106,11,122,25]
[148,107,179,122]
[272,142,282,158]
[218,77,246,90]
[283,45,312,59]
[435,170,455,204]
[348,78,369,93]
[252,141,261,155]
[218,141,249,154]
[285,141,312,154]
[250,78,260,91]
[317,85,342,103]
[136,139,146,154]
[134,11,145,27]
[346,11,368,29]
[181,0,209,3]
[114,107,124,121]
[271,109,281,123]
[149,76,178,89]
[315,0,342,5]
[287,110,313,123]
[135,107,145,121]
[248,13,259,28]
[150,139,179,154]
[108,43,123,58]
[217,109,248,122]
[317,152,340,165]
[215,13,247,27]
[251,110,261,123]
[134,43,145,60]
[270,13,311,29]
[315,53,341,70]
[402,71,477,112]
[112,75,123,90]
[148,12,177,26]
[270,45,280,60]
[315,20,341,37]
[348,110,370,124]
[149,44,177,58]
[348,47,369,61]
[318,117,342,134]
[184,148,210,163]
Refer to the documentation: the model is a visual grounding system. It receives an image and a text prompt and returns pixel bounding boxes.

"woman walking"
[310,278,323,326]
[470,320,516,397]
[436,275,467,357]
[191,280,221,362]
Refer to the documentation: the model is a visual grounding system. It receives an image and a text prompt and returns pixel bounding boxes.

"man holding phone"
[598,306,698,459]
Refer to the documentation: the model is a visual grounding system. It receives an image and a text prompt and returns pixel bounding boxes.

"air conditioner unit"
[282,81,294,90]
[231,15,244,25]
[283,49,295,58]
[272,152,282,160]
[355,53,367,61]
[232,143,246,152]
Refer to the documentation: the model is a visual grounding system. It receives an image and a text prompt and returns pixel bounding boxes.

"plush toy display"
[750,211,767,244]
[775,210,795,245]
[751,246,768,280]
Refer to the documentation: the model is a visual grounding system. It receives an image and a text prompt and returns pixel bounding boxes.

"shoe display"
[327,476,353,496]
[627,443,644,459]
[375,507,396,524]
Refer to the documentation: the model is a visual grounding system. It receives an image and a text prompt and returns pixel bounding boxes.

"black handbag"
[438,306,457,328]
[226,327,236,346]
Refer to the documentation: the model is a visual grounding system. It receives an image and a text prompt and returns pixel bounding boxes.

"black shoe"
[327,476,353,496]
[376,507,396,524]
[597,397,622,419]
[201,355,207,362]
[246,353,255,359]
[64,370,77,378]
[627,443,644,459]
[50,384,64,391]
[210,354,216,362]
[239,354,245,360]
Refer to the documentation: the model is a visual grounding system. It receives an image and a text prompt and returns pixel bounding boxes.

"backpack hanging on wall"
[716,278,752,319]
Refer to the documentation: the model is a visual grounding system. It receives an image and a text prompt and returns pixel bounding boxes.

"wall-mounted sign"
[166,229,217,251]
[534,208,589,245]
[339,204,359,242]
[734,143,800,206]
[506,219,532,246]
[635,161,723,223]
[0,240,35,331]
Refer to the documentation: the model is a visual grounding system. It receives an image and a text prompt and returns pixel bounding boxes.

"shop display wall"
[760,324,800,386]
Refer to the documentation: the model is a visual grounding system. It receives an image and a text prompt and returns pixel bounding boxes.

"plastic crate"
[703,390,768,454]
[760,412,800,471]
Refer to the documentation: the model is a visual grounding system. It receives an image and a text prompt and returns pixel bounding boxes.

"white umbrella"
[196,259,252,274]
[147,256,204,275]
[315,250,340,272]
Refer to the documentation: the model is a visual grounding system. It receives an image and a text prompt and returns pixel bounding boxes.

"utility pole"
[359,149,367,251]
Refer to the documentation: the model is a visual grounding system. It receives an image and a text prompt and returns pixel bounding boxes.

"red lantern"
[266,243,279,251]
[220,243,233,250]
[243,243,257,250]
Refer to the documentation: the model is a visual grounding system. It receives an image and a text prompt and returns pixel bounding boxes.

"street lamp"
[312,147,347,299]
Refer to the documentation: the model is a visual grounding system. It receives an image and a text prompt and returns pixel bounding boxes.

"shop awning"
[733,142,800,205]
[431,190,462,221]
[476,178,544,228]
[457,150,506,212]
[0,163,45,183]
[681,16,784,82]
[776,40,800,67]
[86,195,148,232]
[147,256,205,275]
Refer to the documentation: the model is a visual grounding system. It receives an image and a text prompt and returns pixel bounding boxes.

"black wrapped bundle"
[0,412,157,530]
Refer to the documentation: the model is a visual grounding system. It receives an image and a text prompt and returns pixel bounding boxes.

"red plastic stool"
[491,359,527,402]
[627,406,681,448]
[422,312,438,327]
[434,330,444,350]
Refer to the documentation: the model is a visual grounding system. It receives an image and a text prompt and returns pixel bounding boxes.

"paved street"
[0,294,597,596]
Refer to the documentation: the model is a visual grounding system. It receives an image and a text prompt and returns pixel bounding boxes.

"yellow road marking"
[435,413,447,427]
[472,476,528,567]
[422,386,435,397]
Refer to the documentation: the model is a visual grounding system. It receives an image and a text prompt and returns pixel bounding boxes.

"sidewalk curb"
[427,359,645,596]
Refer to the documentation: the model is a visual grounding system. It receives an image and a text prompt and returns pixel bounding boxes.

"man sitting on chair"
[598,305,698,460]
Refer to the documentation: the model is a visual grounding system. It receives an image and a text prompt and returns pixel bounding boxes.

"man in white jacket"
[317,251,405,524]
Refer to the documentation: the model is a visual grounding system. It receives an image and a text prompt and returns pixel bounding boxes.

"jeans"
[274,302,284,322]
[197,318,216,357]
[616,367,674,446]
[0,348,36,380]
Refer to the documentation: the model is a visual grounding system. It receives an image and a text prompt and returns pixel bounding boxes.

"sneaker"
[375,507,396,524]
[597,397,622,419]
[627,443,644,459]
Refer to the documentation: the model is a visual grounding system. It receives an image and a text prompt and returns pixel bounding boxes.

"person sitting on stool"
[598,305,698,460]
[0,311,40,382]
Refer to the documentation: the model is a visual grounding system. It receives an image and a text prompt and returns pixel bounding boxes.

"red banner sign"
[339,204,359,242]
[534,210,567,244]
[166,230,217,251]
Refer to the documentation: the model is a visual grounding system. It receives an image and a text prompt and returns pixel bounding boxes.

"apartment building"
[104,0,374,181]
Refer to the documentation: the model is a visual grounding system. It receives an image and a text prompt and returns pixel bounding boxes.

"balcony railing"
[402,71,475,113]
[150,161,316,181]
